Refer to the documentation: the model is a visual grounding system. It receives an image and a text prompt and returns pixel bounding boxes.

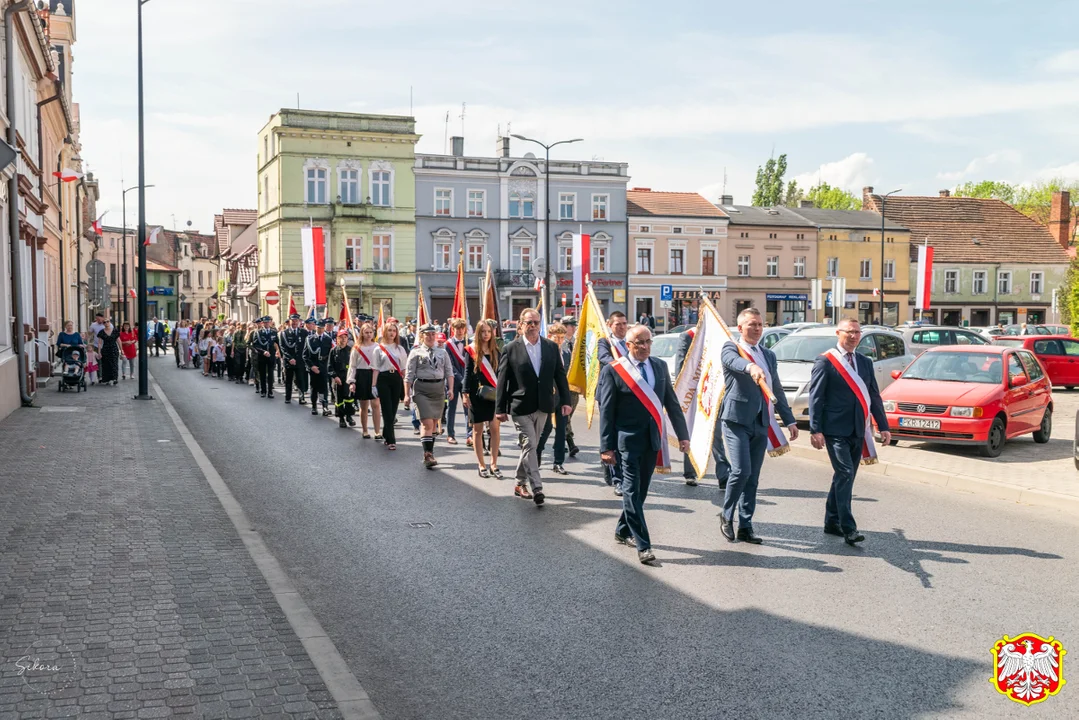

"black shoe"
[823,524,844,537]
[533,491,545,507]
[844,531,865,546]
[721,520,736,543]
[552,464,568,475]
[568,445,580,458]
[322,409,333,417]
[267,393,274,399]
[685,477,698,486]
[311,409,319,416]
[339,418,347,428]
[299,397,307,405]
[737,527,763,544]
[260,392,266,397]
[346,417,356,427]
[614,534,635,547]
[638,548,657,565]
[284,398,291,404]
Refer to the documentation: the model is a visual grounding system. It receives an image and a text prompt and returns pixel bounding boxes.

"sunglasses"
[522,320,540,326]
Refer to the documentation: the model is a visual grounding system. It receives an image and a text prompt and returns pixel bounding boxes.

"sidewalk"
[0,381,344,719]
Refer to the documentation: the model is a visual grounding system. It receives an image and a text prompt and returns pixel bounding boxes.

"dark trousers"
[721,420,768,526]
[309,369,329,408]
[174,341,181,367]
[256,355,275,395]
[604,453,623,486]
[334,380,354,418]
[284,360,307,400]
[538,411,566,465]
[684,418,732,482]
[377,372,404,444]
[445,378,470,439]
[565,391,579,451]
[616,448,659,551]
[153,337,164,356]
[824,434,863,533]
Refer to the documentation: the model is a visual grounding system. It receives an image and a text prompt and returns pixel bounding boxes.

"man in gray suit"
[718,308,798,544]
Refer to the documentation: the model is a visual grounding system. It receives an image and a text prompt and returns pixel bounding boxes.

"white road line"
[151,373,382,720]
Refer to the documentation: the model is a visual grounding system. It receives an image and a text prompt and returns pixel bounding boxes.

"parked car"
[725,326,791,349]
[882,346,1052,458]
[650,333,682,378]
[989,335,1079,388]
[773,326,915,420]
[1042,324,1071,336]
[994,324,1055,337]
[898,325,990,357]
[786,322,829,334]
[967,326,997,340]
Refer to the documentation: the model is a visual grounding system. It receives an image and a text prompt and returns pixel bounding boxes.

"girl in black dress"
[462,319,502,478]
[97,320,121,386]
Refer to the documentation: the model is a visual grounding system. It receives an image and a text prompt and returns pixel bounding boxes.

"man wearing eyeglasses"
[808,318,891,546]
[597,311,630,494]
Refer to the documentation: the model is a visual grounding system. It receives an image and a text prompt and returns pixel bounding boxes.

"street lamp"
[879,188,901,325]
[510,134,583,320]
[121,183,154,324]
[136,0,152,399]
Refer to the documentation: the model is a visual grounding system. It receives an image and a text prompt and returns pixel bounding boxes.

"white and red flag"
[572,228,590,307]
[301,225,327,309]
[450,255,468,324]
[52,168,82,182]
[128,288,137,299]
[91,213,106,236]
[916,241,934,311]
[143,226,161,246]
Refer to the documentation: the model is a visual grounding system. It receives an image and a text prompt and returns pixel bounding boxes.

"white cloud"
[1031,162,1079,183]
[1042,49,1079,73]
[936,150,1023,183]
[791,153,876,193]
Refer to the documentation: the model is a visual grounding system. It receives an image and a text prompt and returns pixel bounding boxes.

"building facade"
[142,259,180,321]
[214,209,259,322]
[257,110,418,323]
[414,136,629,324]
[627,188,729,332]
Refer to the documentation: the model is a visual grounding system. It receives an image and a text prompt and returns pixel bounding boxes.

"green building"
[256,109,419,321]
[143,260,181,321]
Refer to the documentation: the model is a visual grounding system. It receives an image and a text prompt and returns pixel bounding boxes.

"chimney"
[720,194,734,206]
[939,189,951,197]
[799,200,815,208]
[862,186,874,209]
[450,136,464,157]
[1049,190,1072,249]
[496,136,510,158]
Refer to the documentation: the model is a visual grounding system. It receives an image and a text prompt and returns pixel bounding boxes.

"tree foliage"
[805,182,863,210]
[784,180,802,207]
[752,154,788,207]
[953,178,1079,227]
[953,180,1016,203]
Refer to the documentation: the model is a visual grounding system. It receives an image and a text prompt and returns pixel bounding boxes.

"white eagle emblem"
[996,639,1061,703]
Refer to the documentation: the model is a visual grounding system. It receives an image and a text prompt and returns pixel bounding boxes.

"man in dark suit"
[598,324,690,565]
[674,327,731,489]
[597,311,629,494]
[152,317,166,356]
[496,308,572,507]
[809,318,891,546]
[718,308,798,544]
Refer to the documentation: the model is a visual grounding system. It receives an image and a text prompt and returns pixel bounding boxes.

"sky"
[74,0,1079,233]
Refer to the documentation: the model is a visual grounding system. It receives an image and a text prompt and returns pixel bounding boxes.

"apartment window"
[639,225,650,232]
[944,269,958,294]
[884,259,895,282]
[183,270,191,288]
[591,194,608,221]
[559,193,575,220]
[592,245,608,273]
[768,233,777,239]
[339,168,359,204]
[794,256,806,278]
[434,189,452,216]
[510,193,535,218]
[637,247,653,274]
[305,167,327,204]
[263,176,269,210]
[738,255,750,277]
[198,302,204,318]
[372,234,392,271]
[973,270,987,295]
[168,275,175,288]
[509,194,521,218]
[510,243,532,272]
[263,137,267,165]
[1030,271,1044,294]
[467,242,484,271]
[766,256,779,278]
[434,241,452,271]
[702,249,716,276]
[704,228,714,235]
[468,190,485,218]
[523,195,534,218]
[826,257,839,279]
[558,245,573,273]
[859,259,872,281]
[208,271,213,286]
[998,271,1011,295]
[370,170,391,206]
[110,263,117,284]
[345,237,362,270]
[669,248,685,275]
[198,270,204,288]
[110,236,115,248]
[673,227,683,234]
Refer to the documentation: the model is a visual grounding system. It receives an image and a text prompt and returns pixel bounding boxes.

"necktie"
[638,361,649,388]
[846,352,854,366]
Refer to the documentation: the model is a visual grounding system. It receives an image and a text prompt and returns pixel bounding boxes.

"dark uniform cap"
[303,317,317,325]
[419,323,439,334]
[289,313,301,320]
[319,318,334,326]
[562,316,577,326]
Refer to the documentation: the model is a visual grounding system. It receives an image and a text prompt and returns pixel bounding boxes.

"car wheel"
[1067,386,1076,391]
[1033,408,1052,444]
[980,418,1006,458]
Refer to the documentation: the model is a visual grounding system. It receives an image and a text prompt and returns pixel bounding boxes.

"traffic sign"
[660,300,673,309]
[660,285,673,302]
[208,299,217,311]
[265,290,280,305]
[574,293,580,305]
[86,259,105,279]
[561,293,567,305]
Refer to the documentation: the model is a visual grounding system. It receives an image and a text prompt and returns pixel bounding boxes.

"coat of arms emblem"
[991,633,1065,706]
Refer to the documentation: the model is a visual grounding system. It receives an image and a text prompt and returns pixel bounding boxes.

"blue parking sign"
[660,285,673,301]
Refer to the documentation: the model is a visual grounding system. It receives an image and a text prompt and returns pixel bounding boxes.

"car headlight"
[949,406,983,418]
[883,400,896,412]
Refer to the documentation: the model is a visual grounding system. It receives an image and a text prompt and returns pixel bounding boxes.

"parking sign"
[660,285,673,302]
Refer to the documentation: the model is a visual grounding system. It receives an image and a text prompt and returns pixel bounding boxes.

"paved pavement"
[150,357,1079,719]
[0,377,343,719]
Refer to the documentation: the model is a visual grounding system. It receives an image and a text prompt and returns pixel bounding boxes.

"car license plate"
[898,417,941,430]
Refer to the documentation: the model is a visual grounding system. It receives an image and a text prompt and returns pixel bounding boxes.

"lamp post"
[122,183,154,325]
[879,188,901,325]
[136,0,152,399]
[510,134,583,320]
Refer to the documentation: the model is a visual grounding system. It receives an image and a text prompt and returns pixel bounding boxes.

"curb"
[785,443,1079,516]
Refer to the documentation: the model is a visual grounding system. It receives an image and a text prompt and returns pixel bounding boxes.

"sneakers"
[423,452,438,469]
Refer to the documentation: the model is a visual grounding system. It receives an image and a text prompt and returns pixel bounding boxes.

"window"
[263,136,267,164]
[1018,351,1044,381]
[884,259,895,282]
[345,237,362,270]
[468,190,485,218]
[877,334,905,360]
[263,176,269,210]
[1007,353,1024,382]
[198,302,204,318]
[670,248,685,274]
[183,270,191,288]
[1030,271,1044,294]
[510,193,534,218]
[208,271,213,287]
[592,245,608,273]
[856,335,878,360]
[826,257,839,279]
[559,193,575,220]
[738,255,750,277]
[510,243,532,271]
[110,263,117,284]
[766,256,779,278]
[168,275,175,288]
[370,170,391,206]
[860,259,872,281]
[639,225,650,232]
[558,244,573,272]
[637,247,653,274]
[973,270,987,295]
[704,228,714,235]
[702,249,716,276]
[509,194,521,217]
[591,194,608,221]
[944,270,958,293]
[1062,339,1079,356]
[794,256,806,278]
[523,195,534,218]
[673,227,683,234]
[110,236,114,248]
[435,189,452,216]
[434,241,452,271]
[372,234,392,271]
[339,168,359,204]
[954,331,987,346]
[998,271,1011,295]
[913,330,944,345]
[197,270,204,288]
[467,242,484,271]
[306,167,327,204]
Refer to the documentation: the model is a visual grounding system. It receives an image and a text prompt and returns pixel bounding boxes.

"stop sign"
[561,293,567,305]
[265,290,280,305]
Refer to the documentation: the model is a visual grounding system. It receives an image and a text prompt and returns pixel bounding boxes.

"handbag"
[477,384,496,402]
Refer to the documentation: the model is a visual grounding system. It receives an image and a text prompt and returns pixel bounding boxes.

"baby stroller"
[58,346,87,393]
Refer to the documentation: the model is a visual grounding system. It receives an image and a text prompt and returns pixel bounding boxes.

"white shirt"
[634,358,653,388]
[524,336,543,376]
[373,343,408,373]
[835,342,857,368]
[89,321,105,347]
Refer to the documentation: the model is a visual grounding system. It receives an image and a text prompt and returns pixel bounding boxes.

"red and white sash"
[446,339,466,368]
[354,344,373,368]
[824,348,878,465]
[735,340,789,457]
[611,357,670,472]
[466,346,497,387]
[378,343,403,374]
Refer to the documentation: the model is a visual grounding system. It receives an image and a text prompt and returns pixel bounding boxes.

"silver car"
[897,325,990,357]
[650,333,682,379]
[773,326,916,420]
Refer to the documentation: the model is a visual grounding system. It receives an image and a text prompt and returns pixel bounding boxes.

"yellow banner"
[565,285,610,428]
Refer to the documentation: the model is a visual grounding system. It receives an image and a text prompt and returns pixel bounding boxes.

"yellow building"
[793,208,911,325]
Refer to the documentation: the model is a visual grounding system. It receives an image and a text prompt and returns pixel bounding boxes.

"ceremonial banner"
[671,304,722,479]
[417,277,431,326]
[480,261,502,337]
[301,225,327,308]
[572,229,590,307]
[288,292,298,317]
[566,283,611,428]
[916,241,934,311]
[450,256,469,324]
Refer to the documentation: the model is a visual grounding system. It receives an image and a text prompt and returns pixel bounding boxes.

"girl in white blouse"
[370,322,409,450]
[347,323,382,439]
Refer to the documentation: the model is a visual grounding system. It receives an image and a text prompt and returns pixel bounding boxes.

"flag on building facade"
[450,254,468,324]
[565,283,611,428]
[916,240,934,311]
[91,212,106,236]
[51,168,82,182]
[480,261,502,337]
[143,226,161,246]
[572,229,590,308]
[301,225,327,309]
[417,277,431,326]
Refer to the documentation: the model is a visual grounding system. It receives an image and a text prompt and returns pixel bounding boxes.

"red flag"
[288,293,298,317]
[916,242,934,311]
[51,168,82,182]
[91,212,105,236]
[450,256,468,323]
[417,277,431,325]
[339,300,352,328]
[128,288,136,299]
[480,261,502,338]
[301,226,327,307]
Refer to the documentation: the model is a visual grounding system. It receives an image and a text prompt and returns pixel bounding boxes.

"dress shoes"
[615,534,635,547]
[568,445,580,458]
[532,491,545,507]
[311,408,318,416]
[684,477,698,487]
[284,398,291,404]
[823,524,844,537]
[720,519,736,543]
[552,464,568,475]
[844,530,865,546]
[638,548,657,565]
[737,527,763,544]
[514,485,532,500]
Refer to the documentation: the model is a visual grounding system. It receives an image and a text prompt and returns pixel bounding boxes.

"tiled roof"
[139,259,180,272]
[865,194,1070,264]
[719,205,816,228]
[627,190,728,219]
[788,208,907,231]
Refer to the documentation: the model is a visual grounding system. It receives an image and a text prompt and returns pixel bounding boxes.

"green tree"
[805,182,863,210]
[752,154,788,207]
[953,180,1016,203]
[783,180,803,206]
[1066,259,1079,334]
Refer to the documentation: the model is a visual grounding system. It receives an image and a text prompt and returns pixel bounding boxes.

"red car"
[992,335,1079,389]
[881,346,1052,458]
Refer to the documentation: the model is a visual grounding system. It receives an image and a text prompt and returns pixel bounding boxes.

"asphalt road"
[152,357,1079,720]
